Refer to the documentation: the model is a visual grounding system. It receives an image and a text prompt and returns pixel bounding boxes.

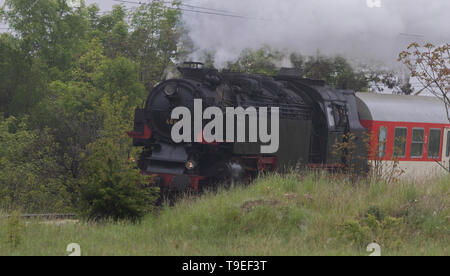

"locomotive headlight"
[185,160,196,171]
[164,84,178,96]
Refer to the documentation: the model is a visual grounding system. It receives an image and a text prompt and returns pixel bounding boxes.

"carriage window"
[411,128,425,158]
[447,131,450,157]
[394,127,407,158]
[428,129,442,159]
[378,126,388,158]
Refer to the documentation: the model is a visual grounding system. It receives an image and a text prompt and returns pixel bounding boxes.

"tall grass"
[0,173,449,256]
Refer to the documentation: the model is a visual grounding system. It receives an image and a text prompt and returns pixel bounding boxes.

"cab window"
[327,106,335,128]
[332,104,348,129]
[411,128,425,158]
[394,127,407,158]
[428,129,442,159]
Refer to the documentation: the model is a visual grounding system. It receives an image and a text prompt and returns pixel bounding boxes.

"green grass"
[1,173,449,256]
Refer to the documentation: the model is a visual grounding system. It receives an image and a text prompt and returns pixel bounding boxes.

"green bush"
[0,116,70,212]
[78,139,159,222]
[339,211,403,249]
[7,210,23,248]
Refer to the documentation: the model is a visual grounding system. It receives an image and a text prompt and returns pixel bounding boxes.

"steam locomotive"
[128,62,369,193]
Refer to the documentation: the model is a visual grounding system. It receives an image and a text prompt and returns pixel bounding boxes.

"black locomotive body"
[129,64,368,193]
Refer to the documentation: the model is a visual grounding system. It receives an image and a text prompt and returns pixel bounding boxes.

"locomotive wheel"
[209,161,245,190]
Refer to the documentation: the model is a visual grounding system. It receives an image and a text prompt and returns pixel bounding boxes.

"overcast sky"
[1,0,449,67]
[91,0,450,66]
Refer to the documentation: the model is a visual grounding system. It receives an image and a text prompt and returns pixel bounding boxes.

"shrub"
[7,210,23,248]
[366,206,386,221]
[0,116,70,213]
[339,211,403,249]
[78,139,159,222]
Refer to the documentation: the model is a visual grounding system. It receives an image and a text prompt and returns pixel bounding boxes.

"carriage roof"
[356,92,450,124]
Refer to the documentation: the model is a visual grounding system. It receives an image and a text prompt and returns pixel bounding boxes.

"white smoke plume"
[181,0,450,67]
[3,0,448,68]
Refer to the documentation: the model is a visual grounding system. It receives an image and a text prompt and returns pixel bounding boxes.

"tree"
[0,33,51,116]
[89,5,130,59]
[399,42,450,119]
[0,34,25,115]
[0,116,70,212]
[291,53,369,91]
[0,0,165,216]
[2,0,90,74]
[129,1,182,89]
[0,0,94,116]
[359,64,414,95]
[33,38,145,180]
[226,46,285,75]
[78,138,158,222]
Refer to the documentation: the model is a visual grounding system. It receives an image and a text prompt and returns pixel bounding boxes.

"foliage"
[0,116,70,212]
[226,45,286,75]
[399,42,450,119]
[361,131,406,183]
[224,47,397,93]
[90,5,129,58]
[331,132,361,175]
[291,53,370,91]
[0,33,49,116]
[1,173,448,256]
[0,0,177,217]
[3,0,90,73]
[78,138,159,222]
[339,213,403,248]
[6,210,23,248]
[364,67,414,95]
[129,1,183,89]
[331,131,406,182]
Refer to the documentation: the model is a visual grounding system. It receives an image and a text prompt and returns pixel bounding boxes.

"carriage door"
[444,128,450,172]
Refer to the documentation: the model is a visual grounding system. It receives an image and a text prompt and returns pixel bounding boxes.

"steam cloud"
[182,0,450,67]
[4,0,448,68]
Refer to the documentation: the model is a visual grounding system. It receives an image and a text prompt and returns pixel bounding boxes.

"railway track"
[2,214,77,220]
